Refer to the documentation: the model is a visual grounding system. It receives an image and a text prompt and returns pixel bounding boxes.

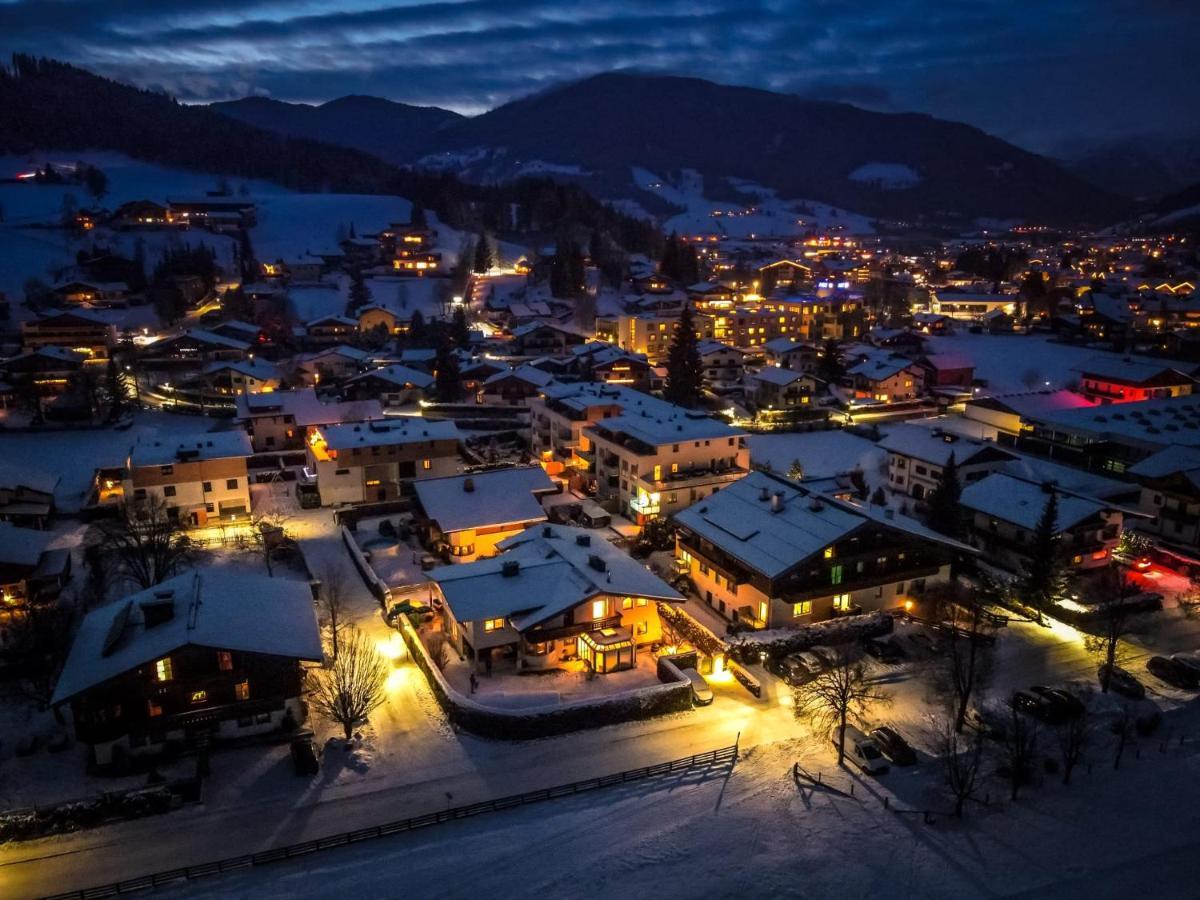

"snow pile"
[847,162,921,189]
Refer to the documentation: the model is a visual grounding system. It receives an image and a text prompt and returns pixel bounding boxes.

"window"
[422,459,432,470]
[671,462,679,474]
[483,618,505,632]
[147,699,163,717]
[226,478,238,490]
[160,465,173,475]
[592,599,608,619]
[758,600,769,623]
[235,680,250,701]
[622,597,633,609]
[163,485,176,497]
[154,657,173,682]
[823,546,835,559]
[202,481,212,493]
[637,597,647,607]
[205,503,215,513]
[832,593,851,611]
[792,601,812,617]
[190,689,208,704]
[830,565,844,585]
[653,464,662,481]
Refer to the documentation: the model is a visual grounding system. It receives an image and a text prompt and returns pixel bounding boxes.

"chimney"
[771,492,783,513]
[588,554,607,573]
[575,534,591,547]
[140,590,176,628]
[501,560,520,577]
[463,477,475,493]
[759,485,770,502]
[542,525,553,537]
[884,508,895,519]
[809,496,824,512]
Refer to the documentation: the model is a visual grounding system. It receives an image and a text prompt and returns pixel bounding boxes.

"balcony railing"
[638,464,748,492]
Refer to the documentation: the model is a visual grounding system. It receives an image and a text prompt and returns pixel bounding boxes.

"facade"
[51,571,321,767]
[673,471,960,629]
[697,339,745,386]
[21,310,117,363]
[235,388,383,453]
[124,432,253,526]
[0,464,58,528]
[846,353,925,404]
[304,315,358,348]
[746,366,818,411]
[293,345,371,385]
[0,522,70,614]
[306,418,460,505]
[343,365,435,407]
[1127,446,1200,549]
[1074,356,1195,405]
[880,425,1018,500]
[917,354,975,389]
[930,290,1017,321]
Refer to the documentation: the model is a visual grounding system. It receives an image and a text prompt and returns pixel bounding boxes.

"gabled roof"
[847,352,920,382]
[130,431,252,467]
[697,339,743,357]
[236,388,383,426]
[347,364,435,390]
[318,417,459,450]
[297,344,372,364]
[751,366,808,387]
[960,474,1112,532]
[1072,354,1195,387]
[52,571,323,706]
[0,461,59,495]
[878,423,1018,468]
[1127,445,1200,479]
[484,364,555,388]
[414,467,555,534]
[0,522,51,568]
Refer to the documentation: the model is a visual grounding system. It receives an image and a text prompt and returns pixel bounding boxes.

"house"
[879,424,1018,500]
[208,320,265,346]
[305,418,460,505]
[1077,293,1133,343]
[0,522,71,613]
[111,200,170,229]
[960,474,1126,573]
[673,471,962,629]
[0,463,59,528]
[757,258,812,290]
[529,382,630,483]
[917,353,976,390]
[124,432,253,527]
[912,312,954,335]
[429,523,681,673]
[867,328,926,354]
[761,337,817,372]
[182,359,282,397]
[21,310,117,363]
[235,388,383,453]
[846,352,925,403]
[583,395,749,523]
[1073,355,1195,404]
[582,347,656,391]
[142,330,250,365]
[930,290,1017,321]
[697,340,745,386]
[963,390,1097,439]
[293,345,371,385]
[510,321,587,356]
[343,365,435,407]
[51,570,321,767]
[168,197,257,229]
[746,366,818,411]
[357,305,399,336]
[414,467,558,563]
[304,315,359,348]
[50,280,130,308]
[481,365,555,406]
[1126,445,1200,550]
[1,346,86,396]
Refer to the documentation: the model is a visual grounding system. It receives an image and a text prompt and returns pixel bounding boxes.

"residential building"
[481,365,555,405]
[51,571,321,767]
[142,329,249,365]
[1074,355,1195,405]
[917,353,975,390]
[343,365,435,407]
[697,339,745,386]
[0,463,59,528]
[305,418,460,505]
[182,359,282,397]
[880,424,1018,500]
[761,337,817,372]
[930,290,1017,321]
[746,366,818,411]
[235,388,383,453]
[21,309,117,363]
[50,280,130,308]
[304,315,359,348]
[293,345,371,385]
[0,522,71,614]
[673,471,960,629]
[510,321,587,356]
[1126,445,1200,550]
[846,352,925,403]
[1,347,86,396]
[124,432,253,527]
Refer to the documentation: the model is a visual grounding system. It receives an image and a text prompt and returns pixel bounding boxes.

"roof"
[414,467,555,533]
[0,460,59,494]
[199,358,281,381]
[674,470,972,580]
[762,337,809,354]
[920,353,974,371]
[484,364,555,388]
[752,366,809,387]
[1010,393,1200,448]
[236,388,383,426]
[1127,444,1200,479]
[1072,354,1194,386]
[156,329,251,351]
[697,339,742,357]
[878,423,1017,467]
[297,344,372,364]
[52,570,323,705]
[966,390,1096,420]
[130,431,252,467]
[0,522,51,568]
[960,474,1111,532]
[318,417,459,450]
[847,352,919,382]
[348,364,435,390]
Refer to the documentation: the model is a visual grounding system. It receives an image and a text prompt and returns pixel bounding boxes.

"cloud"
[0,0,1196,146]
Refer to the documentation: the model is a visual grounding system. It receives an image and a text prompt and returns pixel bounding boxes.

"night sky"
[2,0,1197,151]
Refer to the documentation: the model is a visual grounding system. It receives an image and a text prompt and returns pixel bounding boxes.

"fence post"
[883,795,889,809]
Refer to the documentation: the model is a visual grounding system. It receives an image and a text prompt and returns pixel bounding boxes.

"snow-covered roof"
[0,461,59,494]
[1072,354,1194,386]
[52,570,323,706]
[236,388,383,426]
[0,522,51,568]
[960,474,1112,532]
[296,344,372,364]
[414,467,555,534]
[697,339,742,357]
[847,352,919,382]
[674,470,970,580]
[484,364,555,388]
[347,364,435,390]
[1015,393,1200,448]
[306,314,358,327]
[318,417,459,450]
[751,366,808,387]
[762,337,808,355]
[130,431,252,467]
[199,358,281,381]
[157,329,251,351]
[999,455,1131,500]
[1127,444,1200,479]
[920,353,974,371]
[878,423,1017,467]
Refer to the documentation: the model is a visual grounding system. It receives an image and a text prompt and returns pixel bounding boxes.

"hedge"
[726,611,894,663]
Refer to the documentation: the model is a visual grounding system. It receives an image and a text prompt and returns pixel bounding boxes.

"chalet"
[481,365,555,406]
[208,320,265,346]
[746,366,818,410]
[281,255,325,285]
[390,226,441,274]
[343,365,435,407]
[879,424,1018,500]
[414,467,557,563]
[2,347,85,396]
[757,258,812,290]
[1076,293,1133,343]
[510,321,587,356]
[110,200,171,229]
[21,310,117,363]
[305,418,461,505]
[357,305,399,336]
[293,345,371,385]
[398,348,438,371]
[761,337,817,372]
[1073,355,1195,404]
[51,571,321,767]
[50,280,130,308]
[124,432,253,527]
[846,352,924,403]
[0,463,59,528]
[142,329,250,365]
[429,524,681,673]
[181,359,282,397]
[167,198,257,230]
[673,471,964,629]
[867,327,926,354]
[687,282,737,307]
[697,339,745,386]
[960,474,1127,573]
[236,388,383,452]
[917,353,975,389]
[912,312,954,335]
[0,522,71,613]
[583,347,656,391]
[1127,445,1200,550]
[304,315,358,348]
[459,358,507,394]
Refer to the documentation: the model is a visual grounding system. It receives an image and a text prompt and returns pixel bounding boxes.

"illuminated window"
[592,599,608,619]
[483,617,505,632]
[636,598,647,607]
[147,699,163,717]
[190,690,208,704]
[832,593,852,611]
[792,601,812,617]
[422,459,432,470]
[758,600,769,622]
[622,597,633,609]
[830,565,844,585]
[155,657,173,682]
[217,651,233,671]
[671,463,679,474]
[235,680,250,701]
[823,547,835,559]
[653,465,662,481]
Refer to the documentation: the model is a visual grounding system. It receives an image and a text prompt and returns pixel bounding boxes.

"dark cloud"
[1,0,1196,147]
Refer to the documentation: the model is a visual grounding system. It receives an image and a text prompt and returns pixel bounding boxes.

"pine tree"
[926,452,965,539]
[788,458,805,480]
[1022,490,1064,625]
[550,239,585,299]
[105,356,127,419]
[346,269,371,317]
[451,304,470,349]
[660,233,680,282]
[472,233,493,274]
[238,229,258,282]
[408,309,427,346]
[664,305,704,408]
[817,339,844,383]
[434,339,462,402]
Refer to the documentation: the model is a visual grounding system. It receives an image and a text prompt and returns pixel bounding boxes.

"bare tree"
[1003,705,1038,801]
[793,644,891,767]
[1085,566,1138,693]
[1056,702,1091,785]
[307,627,390,740]
[927,581,997,733]
[101,496,196,590]
[938,715,986,817]
[317,563,350,660]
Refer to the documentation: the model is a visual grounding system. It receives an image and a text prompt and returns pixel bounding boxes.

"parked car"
[1170,653,1200,680]
[1098,664,1145,699]
[1011,690,1067,724]
[683,668,714,706]
[768,653,816,686]
[291,735,320,775]
[906,631,942,657]
[837,725,889,774]
[869,726,916,765]
[863,637,906,663]
[1147,656,1199,690]
[1029,686,1085,718]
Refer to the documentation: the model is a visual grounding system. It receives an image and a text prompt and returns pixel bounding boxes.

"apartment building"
[21,309,117,363]
[124,432,254,526]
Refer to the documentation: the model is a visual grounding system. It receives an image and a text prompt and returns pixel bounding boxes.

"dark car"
[769,653,817,686]
[1011,690,1066,724]
[1029,686,1085,719]
[863,637,906,663]
[869,726,917,765]
[1147,656,1200,690]
[1098,664,1145,699]
[290,735,320,776]
[906,631,942,657]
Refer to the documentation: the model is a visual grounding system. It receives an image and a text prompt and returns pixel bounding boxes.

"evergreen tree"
[408,309,427,346]
[550,238,585,299]
[434,339,462,402]
[238,229,258,282]
[105,356,127,419]
[1022,490,1064,625]
[817,339,844,383]
[472,232,494,274]
[664,305,704,408]
[346,269,371,317]
[926,452,965,538]
[410,202,427,229]
[660,232,680,281]
[451,304,471,349]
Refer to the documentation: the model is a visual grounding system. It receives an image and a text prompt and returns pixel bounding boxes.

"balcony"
[638,463,748,493]
[529,614,623,643]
